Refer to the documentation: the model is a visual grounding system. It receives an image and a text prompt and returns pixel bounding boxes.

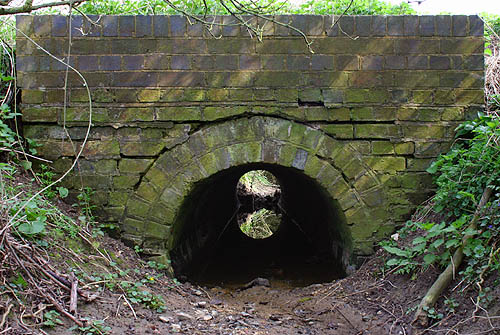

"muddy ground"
[1,174,499,335]
[42,234,498,335]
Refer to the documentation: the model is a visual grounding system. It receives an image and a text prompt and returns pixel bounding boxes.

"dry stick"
[69,273,78,315]
[413,186,493,327]
[0,303,13,329]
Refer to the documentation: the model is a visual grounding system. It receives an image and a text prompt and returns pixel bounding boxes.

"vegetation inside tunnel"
[170,163,352,286]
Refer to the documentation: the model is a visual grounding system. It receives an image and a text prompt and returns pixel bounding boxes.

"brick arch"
[121,116,389,259]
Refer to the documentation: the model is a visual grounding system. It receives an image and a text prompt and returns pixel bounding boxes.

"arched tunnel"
[170,163,352,286]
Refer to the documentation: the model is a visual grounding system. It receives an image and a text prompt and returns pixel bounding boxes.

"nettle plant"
[382,113,500,285]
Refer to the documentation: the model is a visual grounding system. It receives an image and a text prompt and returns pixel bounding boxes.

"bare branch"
[0,0,87,15]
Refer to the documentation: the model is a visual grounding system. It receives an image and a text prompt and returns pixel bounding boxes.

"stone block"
[372,141,394,155]
[366,156,405,172]
[170,15,186,36]
[319,124,353,139]
[153,16,169,36]
[387,16,403,36]
[240,55,260,70]
[419,16,435,36]
[402,124,446,139]
[157,72,204,87]
[123,55,145,70]
[355,124,400,139]
[102,16,118,37]
[436,15,451,36]
[99,56,121,71]
[372,16,386,36]
[355,16,371,36]
[452,15,467,36]
[394,142,415,155]
[136,16,152,37]
[118,16,135,37]
[335,55,359,70]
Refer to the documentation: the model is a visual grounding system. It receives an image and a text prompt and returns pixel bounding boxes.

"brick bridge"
[16,15,484,279]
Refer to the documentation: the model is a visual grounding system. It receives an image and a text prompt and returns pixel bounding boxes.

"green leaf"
[57,187,69,198]
[20,160,32,170]
[426,162,439,174]
[412,237,427,245]
[431,238,444,249]
[382,246,409,257]
[445,239,460,248]
[423,253,437,265]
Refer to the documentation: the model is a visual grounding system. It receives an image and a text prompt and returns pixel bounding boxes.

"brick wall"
[16,15,484,259]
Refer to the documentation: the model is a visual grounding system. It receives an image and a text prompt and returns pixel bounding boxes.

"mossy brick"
[285,122,307,144]
[126,196,150,218]
[395,72,440,88]
[433,89,455,104]
[355,124,400,139]
[109,191,130,207]
[198,153,219,176]
[316,164,342,188]
[22,90,44,104]
[254,72,300,87]
[144,54,169,70]
[143,166,171,191]
[300,153,323,176]
[136,182,160,203]
[301,128,322,150]
[454,89,484,105]
[142,221,170,239]
[159,89,184,102]
[322,89,343,105]
[91,89,114,103]
[411,90,433,104]
[22,107,58,122]
[119,158,154,174]
[51,157,73,173]
[150,201,177,224]
[207,89,230,101]
[82,140,120,159]
[316,136,342,159]
[397,108,440,121]
[47,90,66,103]
[353,174,379,192]
[330,144,355,169]
[156,107,202,121]
[402,124,446,139]
[366,157,406,172]
[120,141,165,156]
[202,106,248,121]
[227,143,250,166]
[103,206,125,221]
[184,89,206,102]
[261,141,281,164]
[207,39,253,54]
[137,90,161,102]
[414,141,450,158]
[94,160,119,175]
[441,107,464,121]
[440,38,483,54]
[350,141,371,155]
[121,218,144,235]
[319,125,353,139]
[360,186,386,207]
[113,175,141,189]
[246,142,263,163]
[338,190,359,211]
[406,158,433,172]
[342,157,367,180]
[298,89,321,103]
[395,39,439,54]
[262,56,286,70]
[394,142,415,154]
[372,141,394,155]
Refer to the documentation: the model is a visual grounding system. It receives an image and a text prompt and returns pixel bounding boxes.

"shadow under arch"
[170,162,352,284]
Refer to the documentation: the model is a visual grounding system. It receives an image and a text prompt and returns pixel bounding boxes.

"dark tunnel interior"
[170,163,352,287]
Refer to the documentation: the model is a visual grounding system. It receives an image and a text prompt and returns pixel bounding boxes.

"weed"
[71,319,112,335]
[119,280,166,312]
[42,310,63,328]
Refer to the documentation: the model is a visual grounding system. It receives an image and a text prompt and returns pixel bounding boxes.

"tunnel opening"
[170,163,352,287]
[237,170,282,240]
